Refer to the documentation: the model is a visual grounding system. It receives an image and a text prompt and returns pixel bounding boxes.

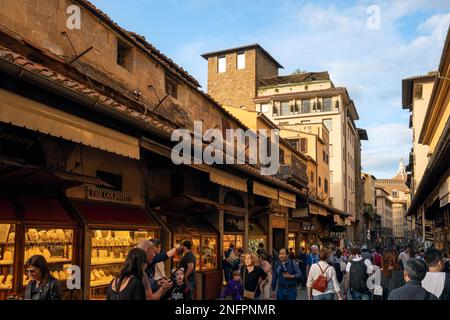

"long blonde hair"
[244,252,258,266]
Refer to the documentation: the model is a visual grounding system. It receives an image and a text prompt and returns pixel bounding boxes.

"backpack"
[311,264,330,293]
[349,260,369,293]
[440,273,450,300]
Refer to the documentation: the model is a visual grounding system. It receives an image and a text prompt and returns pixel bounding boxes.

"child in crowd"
[163,267,192,300]
[220,270,243,300]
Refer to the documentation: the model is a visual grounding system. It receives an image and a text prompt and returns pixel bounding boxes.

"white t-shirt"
[307,261,341,296]
[422,272,446,298]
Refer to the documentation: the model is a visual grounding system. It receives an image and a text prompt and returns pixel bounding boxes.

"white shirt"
[422,272,446,298]
[346,256,373,273]
[154,261,166,281]
[307,261,341,296]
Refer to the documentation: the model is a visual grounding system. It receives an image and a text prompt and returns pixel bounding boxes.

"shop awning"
[0,89,140,159]
[0,197,16,220]
[18,196,76,224]
[279,190,296,208]
[154,194,218,213]
[166,215,217,235]
[439,176,449,208]
[309,203,327,216]
[210,168,247,192]
[71,200,157,228]
[0,159,111,189]
[253,181,278,200]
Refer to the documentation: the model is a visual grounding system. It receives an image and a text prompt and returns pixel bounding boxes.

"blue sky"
[90,0,450,178]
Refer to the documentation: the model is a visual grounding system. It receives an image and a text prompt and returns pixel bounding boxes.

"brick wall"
[0,0,242,134]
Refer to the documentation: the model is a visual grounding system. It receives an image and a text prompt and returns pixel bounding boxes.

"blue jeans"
[277,287,297,300]
[351,291,370,300]
[313,293,335,300]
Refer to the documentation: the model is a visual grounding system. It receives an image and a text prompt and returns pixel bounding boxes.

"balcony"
[276,155,308,188]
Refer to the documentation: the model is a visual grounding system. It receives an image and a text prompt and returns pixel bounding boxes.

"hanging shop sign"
[330,231,346,239]
[87,186,132,203]
[292,207,309,218]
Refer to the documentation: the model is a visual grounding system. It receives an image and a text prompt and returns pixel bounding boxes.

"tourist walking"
[258,254,272,300]
[240,252,267,300]
[378,248,405,300]
[422,248,450,300]
[306,245,320,279]
[344,247,373,300]
[223,243,238,283]
[271,248,302,300]
[307,248,342,300]
[388,258,438,300]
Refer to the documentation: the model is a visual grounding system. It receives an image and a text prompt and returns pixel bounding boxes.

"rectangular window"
[413,84,423,99]
[165,76,178,98]
[294,101,301,114]
[324,179,328,193]
[310,171,314,183]
[237,52,245,69]
[323,98,332,112]
[287,139,299,150]
[281,101,290,116]
[279,149,285,165]
[117,38,133,71]
[96,170,122,191]
[300,138,308,153]
[272,105,279,116]
[318,177,322,188]
[323,119,333,131]
[218,56,226,73]
[316,99,322,112]
[302,100,311,113]
[329,144,333,157]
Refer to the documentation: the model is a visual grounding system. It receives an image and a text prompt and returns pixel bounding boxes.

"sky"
[90,0,450,178]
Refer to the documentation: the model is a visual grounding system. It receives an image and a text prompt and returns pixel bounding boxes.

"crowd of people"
[20,239,450,301]
[218,242,450,301]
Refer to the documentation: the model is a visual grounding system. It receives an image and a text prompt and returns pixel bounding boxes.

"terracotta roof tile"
[0,47,176,137]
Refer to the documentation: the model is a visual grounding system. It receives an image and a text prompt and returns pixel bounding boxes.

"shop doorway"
[273,228,285,252]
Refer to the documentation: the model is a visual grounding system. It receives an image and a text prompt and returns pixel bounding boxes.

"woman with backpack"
[307,248,342,300]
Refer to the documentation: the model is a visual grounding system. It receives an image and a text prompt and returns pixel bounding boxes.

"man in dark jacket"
[271,248,302,300]
[388,258,438,300]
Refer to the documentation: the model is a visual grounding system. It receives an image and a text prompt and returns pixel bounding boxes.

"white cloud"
[167,1,449,177]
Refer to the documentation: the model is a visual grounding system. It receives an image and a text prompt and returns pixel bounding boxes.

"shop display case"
[89,229,155,299]
[223,234,243,251]
[288,233,297,251]
[248,237,266,253]
[22,227,74,285]
[173,234,217,271]
[0,224,15,297]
